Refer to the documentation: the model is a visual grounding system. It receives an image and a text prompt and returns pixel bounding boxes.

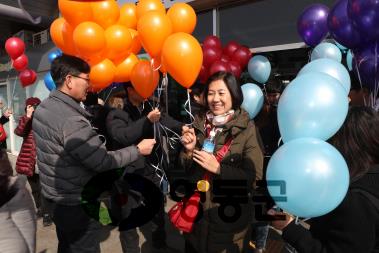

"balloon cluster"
[199,36,251,83]
[4,37,37,87]
[298,0,379,92]
[266,57,350,218]
[51,0,203,97]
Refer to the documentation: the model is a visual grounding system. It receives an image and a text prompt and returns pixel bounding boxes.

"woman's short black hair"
[51,54,90,88]
[204,71,243,110]
[265,77,285,94]
[329,106,379,180]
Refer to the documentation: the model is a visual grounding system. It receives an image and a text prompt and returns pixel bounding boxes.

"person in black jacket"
[269,106,379,253]
[106,83,183,253]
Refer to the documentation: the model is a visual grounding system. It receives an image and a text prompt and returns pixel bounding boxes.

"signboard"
[117,0,194,8]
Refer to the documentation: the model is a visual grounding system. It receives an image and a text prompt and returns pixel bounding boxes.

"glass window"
[193,10,213,42]
[219,0,334,47]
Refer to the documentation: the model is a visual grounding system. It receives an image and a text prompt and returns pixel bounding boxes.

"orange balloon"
[58,0,93,27]
[119,3,137,29]
[128,29,142,55]
[136,0,165,19]
[137,11,172,57]
[50,18,77,56]
[90,59,116,91]
[87,54,104,67]
[104,25,132,61]
[131,60,159,99]
[73,22,106,58]
[162,33,203,89]
[167,3,197,34]
[91,0,120,29]
[114,53,139,82]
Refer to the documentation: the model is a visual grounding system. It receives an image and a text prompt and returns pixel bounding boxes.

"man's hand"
[136,139,156,155]
[147,108,161,123]
[26,105,35,118]
[268,209,294,231]
[193,150,220,174]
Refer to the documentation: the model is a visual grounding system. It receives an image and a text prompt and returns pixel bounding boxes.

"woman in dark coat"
[15,97,40,176]
[180,71,264,253]
[270,106,379,253]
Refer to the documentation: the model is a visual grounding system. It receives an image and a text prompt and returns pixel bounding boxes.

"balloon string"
[262,83,270,106]
[294,216,310,225]
[10,75,18,110]
[277,136,282,148]
[374,41,378,109]
[184,89,195,125]
[103,86,116,104]
[151,58,161,72]
[158,122,181,150]
[307,49,312,63]
[353,51,367,106]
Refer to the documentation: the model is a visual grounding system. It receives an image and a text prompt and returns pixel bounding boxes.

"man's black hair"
[51,54,90,88]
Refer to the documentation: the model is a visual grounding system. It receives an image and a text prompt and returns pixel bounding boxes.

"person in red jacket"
[14,97,52,226]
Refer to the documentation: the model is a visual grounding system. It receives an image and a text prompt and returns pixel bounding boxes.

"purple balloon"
[348,0,379,41]
[353,43,379,90]
[328,0,362,49]
[297,4,330,47]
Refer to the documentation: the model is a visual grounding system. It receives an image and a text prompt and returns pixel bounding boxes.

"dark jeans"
[119,199,166,253]
[27,174,46,214]
[43,197,109,253]
[252,222,269,249]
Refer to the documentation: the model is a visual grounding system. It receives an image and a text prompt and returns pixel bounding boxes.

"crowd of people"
[0,54,378,253]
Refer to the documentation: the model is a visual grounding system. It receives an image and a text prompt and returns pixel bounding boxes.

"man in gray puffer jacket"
[33,54,156,253]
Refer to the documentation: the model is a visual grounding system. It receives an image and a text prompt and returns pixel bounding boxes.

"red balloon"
[220,54,231,63]
[12,54,28,71]
[228,60,242,79]
[202,35,222,49]
[209,60,231,76]
[231,46,251,69]
[19,69,37,87]
[223,41,240,58]
[203,46,222,68]
[198,64,209,84]
[5,37,25,59]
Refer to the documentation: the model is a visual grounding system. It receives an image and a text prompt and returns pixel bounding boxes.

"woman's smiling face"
[207,79,232,115]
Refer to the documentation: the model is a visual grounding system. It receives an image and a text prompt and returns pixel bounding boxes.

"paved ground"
[36,201,287,253]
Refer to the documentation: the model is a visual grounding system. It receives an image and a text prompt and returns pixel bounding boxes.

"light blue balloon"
[298,58,351,94]
[278,72,349,142]
[335,41,347,52]
[44,72,56,91]
[311,42,342,62]
[248,55,271,84]
[346,50,353,71]
[241,83,264,119]
[266,138,349,218]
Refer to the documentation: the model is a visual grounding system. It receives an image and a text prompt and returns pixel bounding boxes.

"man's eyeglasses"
[71,75,90,83]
